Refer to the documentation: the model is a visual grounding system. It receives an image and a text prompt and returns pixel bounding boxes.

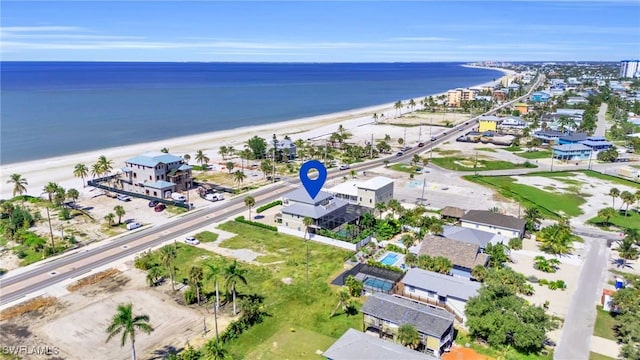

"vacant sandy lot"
[0,264,233,360]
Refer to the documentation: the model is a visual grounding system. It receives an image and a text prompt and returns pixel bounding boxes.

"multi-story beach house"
[325,176,393,209]
[552,144,592,161]
[397,268,481,323]
[460,210,526,239]
[361,293,455,357]
[478,115,501,132]
[530,91,551,103]
[267,138,297,161]
[120,152,192,199]
[447,88,475,107]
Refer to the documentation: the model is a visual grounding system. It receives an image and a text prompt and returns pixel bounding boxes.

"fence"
[87,178,190,209]
[277,227,371,251]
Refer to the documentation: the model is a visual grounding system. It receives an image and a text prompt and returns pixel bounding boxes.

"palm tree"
[233,171,246,191]
[73,163,89,187]
[609,188,621,208]
[303,216,314,286]
[624,228,640,246]
[225,161,235,174]
[598,207,617,226]
[204,263,221,340]
[97,155,114,176]
[105,303,154,360]
[205,339,229,360]
[411,154,421,167]
[620,191,635,216]
[538,224,574,255]
[408,99,416,112]
[146,266,163,287]
[615,237,639,267]
[218,146,229,161]
[635,190,640,210]
[375,202,387,219]
[244,196,255,220]
[397,324,421,349]
[524,207,542,232]
[183,153,191,164]
[330,287,351,317]
[188,265,204,305]
[44,182,58,202]
[66,188,80,205]
[105,213,115,226]
[160,147,169,153]
[372,113,378,124]
[224,260,248,316]
[159,245,177,292]
[7,173,28,197]
[91,162,103,179]
[114,205,125,224]
[394,100,403,117]
[195,150,210,168]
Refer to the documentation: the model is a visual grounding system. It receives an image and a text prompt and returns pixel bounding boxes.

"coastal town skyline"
[1,1,639,62]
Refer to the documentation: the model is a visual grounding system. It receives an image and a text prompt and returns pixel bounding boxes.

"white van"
[171,193,186,202]
[205,193,224,202]
[126,222,142,230]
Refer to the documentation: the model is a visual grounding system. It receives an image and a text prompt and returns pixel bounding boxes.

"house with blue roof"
[580,136,613,151]
[120,151,192,198]
[530,91,550,103]
[552,144,592,161]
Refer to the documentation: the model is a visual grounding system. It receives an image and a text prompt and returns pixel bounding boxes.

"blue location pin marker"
[299,160,327,200]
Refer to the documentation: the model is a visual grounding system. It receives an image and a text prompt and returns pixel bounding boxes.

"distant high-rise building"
[620,60,640,78]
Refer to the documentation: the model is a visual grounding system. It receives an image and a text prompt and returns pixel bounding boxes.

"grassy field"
[589,352,616,360]
[588,210,640,230]
[194,230,219,243]
[431,157,536,172]
[474,147,497,153]
[389,163,421,174]
[454,329,553,360]
[214,221,361,359]
[465,175,585,218]
[515,150,552,160]
[244,325,337,359]
[580,170,640,189]
[593,306,620,341]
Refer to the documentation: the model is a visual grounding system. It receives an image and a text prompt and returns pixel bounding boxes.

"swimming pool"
[379,252,399,266]
[363,277,394,292]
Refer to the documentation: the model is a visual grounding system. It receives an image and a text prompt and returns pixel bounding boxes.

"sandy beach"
[0,67,512,199]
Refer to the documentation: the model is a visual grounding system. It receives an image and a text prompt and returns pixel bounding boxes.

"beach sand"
[1,67,513,199]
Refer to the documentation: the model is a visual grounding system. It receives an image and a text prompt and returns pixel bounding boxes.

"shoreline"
[0,65,511,199]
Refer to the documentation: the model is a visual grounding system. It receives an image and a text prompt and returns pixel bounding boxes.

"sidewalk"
[590,336,620,359]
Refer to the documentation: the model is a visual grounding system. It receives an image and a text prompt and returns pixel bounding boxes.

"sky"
[1,1,639,62]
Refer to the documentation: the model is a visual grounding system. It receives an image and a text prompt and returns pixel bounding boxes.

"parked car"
[185,236,200,245]
[148,200,159,207]
[116,194,131,202]
[171,192,186,202]
[339,164,350,170]
[154,203,166,212]
[126,222,142,230]
[205,193,224,202]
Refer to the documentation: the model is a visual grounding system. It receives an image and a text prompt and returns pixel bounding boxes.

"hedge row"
[256,200,282,213]
[235,216,278,231]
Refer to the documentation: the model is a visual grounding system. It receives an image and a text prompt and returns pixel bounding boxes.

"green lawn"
[389,163,421,174]
[194,230,218,243]
[593,306,620,341]
[474,147,497,153]
[454,329,553,360]
[588,210,640,230]
[214,221,361,358]
[590,352,616,360]
[244,325,337,359]
[580,170,640,189]
[515,150,552,160]
[464,175,585,218]
[431,157,536,172]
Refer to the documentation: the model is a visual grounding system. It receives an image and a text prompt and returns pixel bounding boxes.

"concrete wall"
[277,226,371,251]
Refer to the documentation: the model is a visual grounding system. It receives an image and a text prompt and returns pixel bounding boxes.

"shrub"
[15,249,27,259]
[385,243,406,254]
[58,208,71,220]
[366,258,404,273]
[134,251,155,270]
[234,216,277,231]
[508,237,523,250]
[183,288,197,305]
[256,200,282,213]
[538,278,549,285]
[0,268,7,276]
[526,275,539,283]
[548,280,567,291]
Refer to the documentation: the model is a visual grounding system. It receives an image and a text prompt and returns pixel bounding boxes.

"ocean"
[0,62,502,164]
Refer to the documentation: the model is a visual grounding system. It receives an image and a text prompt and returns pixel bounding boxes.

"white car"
[205,193,224,202]
[184,236,200,245]
[339,164,350,170]
[126,222,142,230]
[116,194,131,201]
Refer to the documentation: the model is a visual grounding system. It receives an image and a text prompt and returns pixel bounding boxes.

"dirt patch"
[67,268,121,292]
[443,345,493,360]
[0,296,59,321]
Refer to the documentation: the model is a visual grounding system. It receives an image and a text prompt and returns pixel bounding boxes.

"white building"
[620,60,640,79]
[325,176,394,209]
[460,210,526,239]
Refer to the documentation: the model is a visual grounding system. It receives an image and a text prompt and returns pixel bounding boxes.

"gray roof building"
[442,225,508,249]
[402,268,481,301]
[323,328,434,360]
[281,188,348,220]
[461,210,526,235]
[361,293,454,339]
[419,235,490,270]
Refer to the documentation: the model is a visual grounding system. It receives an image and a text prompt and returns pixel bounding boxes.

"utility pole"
[418,124,422,143]
[550,150,555,172]
[430,117,433,159]
[45,206,54,251]
[370,134,374,159]
[403,128,407,147]
[588,149,593,170]
[420,173,427,205]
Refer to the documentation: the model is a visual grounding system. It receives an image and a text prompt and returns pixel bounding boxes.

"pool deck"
[377,251,406,268]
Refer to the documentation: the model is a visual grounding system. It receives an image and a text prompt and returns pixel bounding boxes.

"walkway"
[590,336,621,359]
[594,103,609,137]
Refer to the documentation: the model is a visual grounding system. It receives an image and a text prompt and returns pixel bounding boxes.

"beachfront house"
[533,130,565,145]
[361,293,455,357]
[397,268,481,323]
[323,328,436,360]
[267,138,297,162]
[558,132,588,145]
[120,152,192,199]
[279,188,349,232]
[552,144,592,161]
[325,176,394,209]
[460,210,526,239]
[417,235,489,279]
[530,91,551,103]
[580,136,613,151]
[447,88,476,107]
[442,225,509,250]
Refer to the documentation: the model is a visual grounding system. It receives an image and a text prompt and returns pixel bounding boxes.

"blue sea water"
[0,62,502,164]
